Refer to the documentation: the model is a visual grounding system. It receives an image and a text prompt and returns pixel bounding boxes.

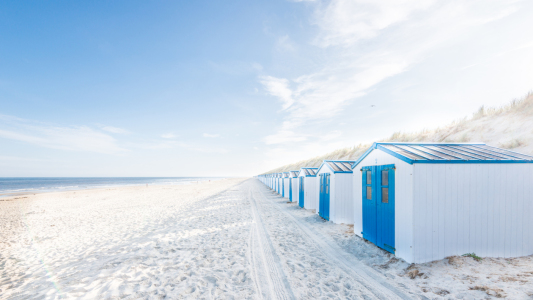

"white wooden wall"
[353,149,415,263]
[413,163,533,263]
[291,177,299,203]
[302,176,318,210]
[316,166,354,224]
[284,178,290,198]
[332,173,354,224]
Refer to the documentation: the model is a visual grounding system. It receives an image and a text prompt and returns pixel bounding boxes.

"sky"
[0,0,532,177]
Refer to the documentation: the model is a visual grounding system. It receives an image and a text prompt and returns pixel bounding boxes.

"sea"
[0,177,221,197]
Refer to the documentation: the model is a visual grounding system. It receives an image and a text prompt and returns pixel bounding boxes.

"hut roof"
[299,167,318,177]
[353,142,533,167]
[318,160,356,173]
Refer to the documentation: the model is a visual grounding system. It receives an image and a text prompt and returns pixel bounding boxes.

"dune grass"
[264,92,533,174]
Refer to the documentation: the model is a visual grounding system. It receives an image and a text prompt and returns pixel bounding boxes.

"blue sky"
[1,0,532,177]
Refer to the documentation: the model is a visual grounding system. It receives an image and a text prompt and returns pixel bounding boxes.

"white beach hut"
[283,172,290,198]
[277,173,283,195]
[352,142,533,264]
[297,167,319,210]
[316,160,355,224]
[289,171,300,203]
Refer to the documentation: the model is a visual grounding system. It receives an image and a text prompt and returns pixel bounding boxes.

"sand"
[1,179,532,299]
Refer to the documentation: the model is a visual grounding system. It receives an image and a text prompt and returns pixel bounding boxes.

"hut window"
[382,188,389,203]
[366,187,372,199]
[366,171,371,184]
[382,170,388,185]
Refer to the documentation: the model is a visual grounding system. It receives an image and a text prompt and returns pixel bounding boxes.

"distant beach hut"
[352,142,533,263]
[316,160,356,224]
[283,172,291,199]
[297,167,319,210]
[277,173,282,194]
[289,171,300,202]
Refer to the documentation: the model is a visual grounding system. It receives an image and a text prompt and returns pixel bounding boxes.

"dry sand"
[1,179,532,299]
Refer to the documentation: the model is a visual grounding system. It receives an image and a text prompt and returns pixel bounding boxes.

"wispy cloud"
[203,133,221,138]
[260,76,294,110]
[160,133,177,139]
[263,127,308,145]
[260,0,522,145]
[100,125,129,134]
[275,35,297,52]
[313,0,435,48]
[0,114,125,154]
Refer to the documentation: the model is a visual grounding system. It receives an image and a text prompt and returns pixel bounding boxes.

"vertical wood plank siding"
[300,176,318,210]
[292,177,299,204]
[284,177,290,198]
[413,163,533,263]
[316,167,354,224]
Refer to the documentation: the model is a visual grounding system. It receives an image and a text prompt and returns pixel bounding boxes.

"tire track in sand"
[248,188,295,300]
[254,181,413,300]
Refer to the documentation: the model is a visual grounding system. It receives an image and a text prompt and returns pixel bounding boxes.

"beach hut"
[277,173,282,194]
[316,160,356,224]
[283,172,291,198]
[289,171,300,202]
[297,167,319,210]
[352,142,533,264]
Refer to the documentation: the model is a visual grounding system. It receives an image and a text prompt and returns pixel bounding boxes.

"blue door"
[362,165,395,253]
[319,173,330,220]
[289,179,293,202]
[299,177,304,208]
[281,178,285,197]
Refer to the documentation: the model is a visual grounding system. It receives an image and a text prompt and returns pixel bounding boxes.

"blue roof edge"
[350,143,417,168]
[299,167,318,177]
[351,143,379,169]
[351,143,533,169]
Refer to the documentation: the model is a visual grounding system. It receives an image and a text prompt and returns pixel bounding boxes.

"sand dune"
[265,92,533,173]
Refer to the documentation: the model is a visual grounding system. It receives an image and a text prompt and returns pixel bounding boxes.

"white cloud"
[260,76,294,110]
[275,35,297,52]
[314,0,435,47]
[320,130,342,141]
[161,133,177,139]
[203,133,221,138]
[263,129,307,145]
[100,125,129,134]
[0,116,125,154]
[261,0,523,146]
[190,147,228,154]
[252,62,263,71]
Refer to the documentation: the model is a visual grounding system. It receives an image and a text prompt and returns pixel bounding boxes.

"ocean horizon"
[0,177,222,196]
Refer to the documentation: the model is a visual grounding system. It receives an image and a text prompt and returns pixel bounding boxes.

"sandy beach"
[1,179,533,299]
